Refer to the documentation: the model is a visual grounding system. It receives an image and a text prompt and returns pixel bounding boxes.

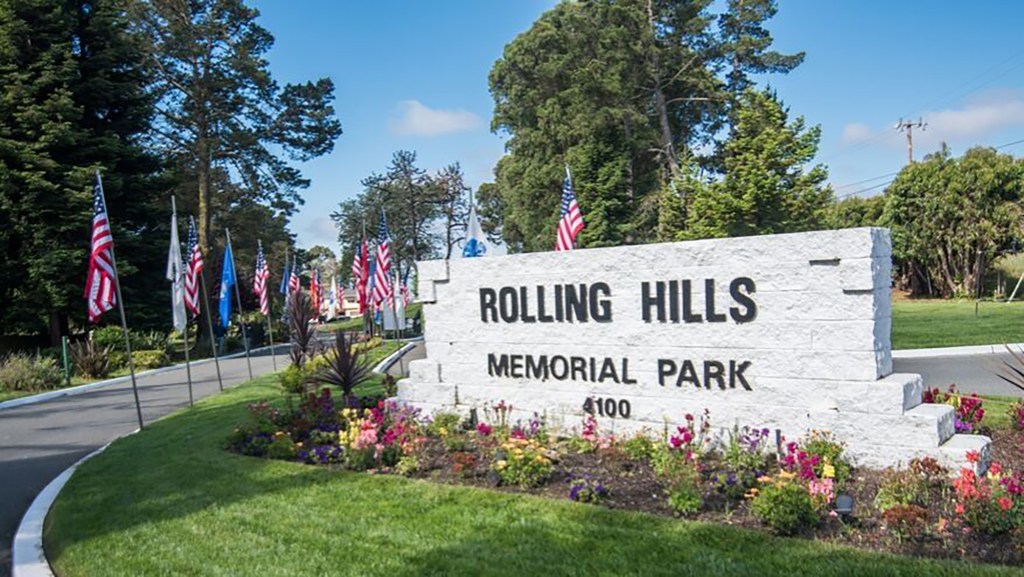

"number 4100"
[582,396,631,419]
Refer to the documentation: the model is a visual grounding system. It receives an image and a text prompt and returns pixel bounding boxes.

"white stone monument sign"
[399,228,989,469]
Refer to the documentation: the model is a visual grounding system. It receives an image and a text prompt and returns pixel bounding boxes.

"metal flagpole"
[199,265,224,391]
[192,216,223,391]
[171,197,194,406]
[226,228,254,380]
[96,171,144,430]
[263,241,277,371]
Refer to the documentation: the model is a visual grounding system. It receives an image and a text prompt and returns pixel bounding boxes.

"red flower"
[998,497,1013,512]
[955,503,965,515]
[966,450,980,464]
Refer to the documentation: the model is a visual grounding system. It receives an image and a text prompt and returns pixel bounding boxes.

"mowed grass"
[892,299,1024,349]
[46,377,1019,577]
[319,303,423,333]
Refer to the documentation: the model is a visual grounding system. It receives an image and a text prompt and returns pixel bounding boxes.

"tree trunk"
[645,0,681,187]
[48,311,68,347]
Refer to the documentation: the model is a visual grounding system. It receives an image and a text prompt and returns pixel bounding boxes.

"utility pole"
[896,118,927,164]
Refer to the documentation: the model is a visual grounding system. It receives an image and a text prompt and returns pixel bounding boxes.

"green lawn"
[319,303,423,333]
[45,376,1018,577]
[891,299,1024,350]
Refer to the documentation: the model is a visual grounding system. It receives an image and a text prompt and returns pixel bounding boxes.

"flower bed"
[228,389,1024,567]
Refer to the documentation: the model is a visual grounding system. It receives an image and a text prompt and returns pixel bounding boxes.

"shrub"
[712,425,773,501]
[136,330,171,353]
[492,437,553,487]
[953,458,1024,535]
[801,430,852,488]
[308,330,371,405]
[620,433,657,462]
[278,364,306,395]
[0,354,62,392]
[750,471,819,535]
[881,504,929,542]
[70,340,113,378]
[91,326,125,350]
[131,349,169,370]
[652,444,703,515]
[874,458,944,512]
[427,412,463,438]
[1010,399,1024,432]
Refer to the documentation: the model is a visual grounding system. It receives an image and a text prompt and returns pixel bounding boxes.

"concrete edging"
[0,344,281,412]
[891,342,1024,359]
[372,338,423,374]
[11,430,138,577]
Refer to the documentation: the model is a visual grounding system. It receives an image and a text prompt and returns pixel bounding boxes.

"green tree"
[718,0,805,104]
[133,0,342,255]
[883,145,1023,297]
[825,195,885,230]
[684,89,830,238]
[0,0,164,343]
[432,163,470,259]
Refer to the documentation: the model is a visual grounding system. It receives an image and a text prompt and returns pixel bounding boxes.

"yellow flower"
[823,463,836,479]
[495,460,508,470]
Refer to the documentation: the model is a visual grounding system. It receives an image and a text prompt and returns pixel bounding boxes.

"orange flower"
[955,503,965,515]
[966,450,980,464]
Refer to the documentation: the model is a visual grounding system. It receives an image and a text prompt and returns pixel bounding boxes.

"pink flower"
[998,497,1013,512]
[476,422,493,437]
[955,503,965,515]
[966,450,980,464]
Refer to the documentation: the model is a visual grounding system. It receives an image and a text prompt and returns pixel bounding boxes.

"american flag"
[85,172,117,322]
[372,212,392,307]
[184,216,203,316]
[555,165,584,251]
[254,241,270,316]
[288,257,300,294]
[352,237,369,314]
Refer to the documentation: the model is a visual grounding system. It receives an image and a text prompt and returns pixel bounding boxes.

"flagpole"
[262,240,277,371]
[199,266,224,391]
[226,228,254,380]
[171,197,194,406]
[96,171,144,430]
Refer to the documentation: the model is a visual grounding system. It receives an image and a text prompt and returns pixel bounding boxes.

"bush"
[0,353,63,392]
[70,340,113,378]
[874,458,944,512]
[567,475,609,504]
[135,331,171,353]
[1010,399,1024,431]
[131,349,169,370]
[652,444,703,515]
[307,331,372,405]
[492,438,553,487]
[91,326,124,351]
[278,364,306,395]
[953,458,1024,535]
[750,472,819,535]
[801,430,852,488]
[712,425,773,501]
[881,504,929,542]
[620,433,657,462]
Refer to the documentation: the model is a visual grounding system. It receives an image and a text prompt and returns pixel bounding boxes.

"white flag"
[463,205,487,257]
[166,203,187,333]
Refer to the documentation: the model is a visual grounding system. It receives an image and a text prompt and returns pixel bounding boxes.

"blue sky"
[252,0,1024,250]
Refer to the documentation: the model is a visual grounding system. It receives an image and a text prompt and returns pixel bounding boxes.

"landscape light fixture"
[835,494,854,517]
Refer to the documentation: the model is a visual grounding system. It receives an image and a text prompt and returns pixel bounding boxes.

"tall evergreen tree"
[0,0,163,343]
[133,0,342,255]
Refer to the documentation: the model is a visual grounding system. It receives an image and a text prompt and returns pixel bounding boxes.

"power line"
[834,171,899,190]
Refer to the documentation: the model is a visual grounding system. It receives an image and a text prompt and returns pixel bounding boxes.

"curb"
[0,344,285,412]
[372,338,423,375]
[891,342,1024,360]
[11,429,139,577]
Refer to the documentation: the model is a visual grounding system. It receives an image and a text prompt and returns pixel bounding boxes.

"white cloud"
[389,100,483,136]
[841,122,874,143]
[918,90,1024,144]
[305,216,338,248]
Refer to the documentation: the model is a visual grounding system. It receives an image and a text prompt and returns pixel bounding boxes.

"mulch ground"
[403,428,1024,567]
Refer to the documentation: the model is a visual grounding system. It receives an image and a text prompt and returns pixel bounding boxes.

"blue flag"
[219,241,236,328]
[279,256,290,295]
[462,205,487,257]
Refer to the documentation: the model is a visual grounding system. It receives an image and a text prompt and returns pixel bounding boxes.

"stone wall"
[399,227,989,470]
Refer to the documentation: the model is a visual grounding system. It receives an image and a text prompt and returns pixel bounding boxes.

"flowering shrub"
[780,441,820,481]
[923,385,985,433]
[667,410,711,460]
[511,413,549,443]
[492,437,554,487]
[567,475,609,504]
[801,430,852,488]
[1010,399,1024,432]
[749,471,819,534]
[653,414,710,515]
[953,457,1024,535]
[619,432,657,462]
[712,425,773,501]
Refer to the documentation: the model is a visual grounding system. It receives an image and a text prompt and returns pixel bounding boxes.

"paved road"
[894,352,1024,397]
[0,347,288,577]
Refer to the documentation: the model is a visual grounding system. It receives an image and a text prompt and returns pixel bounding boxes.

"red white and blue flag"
[372,212,392,307]
[85,172,117,322]
[352,237,369,314]
[555,164,584,251]
[310,268,321,318]
[184,216,203,316]
[288,256,300,294]
[254,240,270,316]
